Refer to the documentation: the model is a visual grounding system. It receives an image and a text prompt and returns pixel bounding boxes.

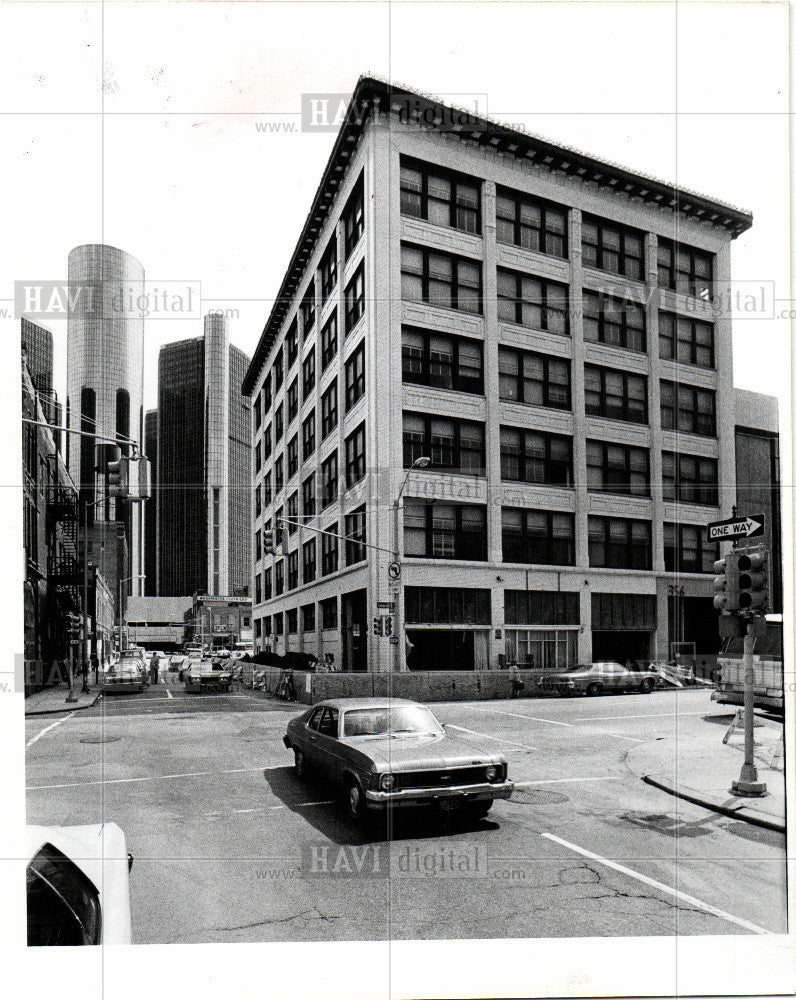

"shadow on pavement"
[262,765,501,846]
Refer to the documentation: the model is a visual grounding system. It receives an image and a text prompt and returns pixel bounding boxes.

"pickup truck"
[184,658,233,693]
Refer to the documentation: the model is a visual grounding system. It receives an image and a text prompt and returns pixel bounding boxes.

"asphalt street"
[25,677,787,944]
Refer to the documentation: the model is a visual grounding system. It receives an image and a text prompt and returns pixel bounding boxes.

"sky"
[2,1,791,418]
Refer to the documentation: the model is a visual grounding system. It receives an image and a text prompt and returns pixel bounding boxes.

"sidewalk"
[25,684,100,716]
[627,711,786,832]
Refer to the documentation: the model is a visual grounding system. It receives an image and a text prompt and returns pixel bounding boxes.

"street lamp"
[392,457,430,672]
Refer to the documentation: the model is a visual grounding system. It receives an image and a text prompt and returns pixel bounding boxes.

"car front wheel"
[294,749,308,779]
[345,779,369,826]
[586,683,602,696]
[639,678,654,694]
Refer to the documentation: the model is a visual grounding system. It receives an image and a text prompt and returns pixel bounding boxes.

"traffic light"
[373,616,383,636]
[263,529,276,555]
[65,613,82,639]
[107,453,130,499]
[713,552,740,613]
[737,547,768,613]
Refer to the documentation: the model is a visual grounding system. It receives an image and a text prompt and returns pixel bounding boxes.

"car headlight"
[485,765,498,783]
[380,773,395,791]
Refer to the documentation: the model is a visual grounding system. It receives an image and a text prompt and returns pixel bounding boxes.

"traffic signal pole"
[730,621,766,796]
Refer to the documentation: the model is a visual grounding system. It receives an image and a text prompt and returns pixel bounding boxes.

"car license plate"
[439,796,463,811]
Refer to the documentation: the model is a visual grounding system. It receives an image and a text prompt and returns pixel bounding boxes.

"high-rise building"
[66,244,147,615]
[157,314,251,596]
[21,316,62,450]
[144,409,158,595]
[244,75,768,673]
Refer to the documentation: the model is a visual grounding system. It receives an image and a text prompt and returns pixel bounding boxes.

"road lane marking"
[27,764,270,790]
[26,712,76,749]
[445,724,537,752]
[514,777,620,786]
[467,707,574,727]
[165,687,174,700]
[578,711,707,722]
[540,832,770,935]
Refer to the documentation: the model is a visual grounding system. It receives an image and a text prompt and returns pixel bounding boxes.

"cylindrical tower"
[66,244,146,600]
[204,312,230,595]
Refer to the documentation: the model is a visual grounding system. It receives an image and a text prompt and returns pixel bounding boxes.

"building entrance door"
[342,589,367,672]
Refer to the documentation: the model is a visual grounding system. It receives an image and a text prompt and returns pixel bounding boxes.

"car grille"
[393,766,492,790]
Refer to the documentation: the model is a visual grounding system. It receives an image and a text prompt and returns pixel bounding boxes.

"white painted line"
[468,706,574,727]
[514,777,620,787]
[27,764,267,791]
[294,800,336,808]
[26,712,76,749]
[165,686,174,700]
[446,723,537,752]
[591,731,644,743]
[578,711,707,722]
[541,832,770,935]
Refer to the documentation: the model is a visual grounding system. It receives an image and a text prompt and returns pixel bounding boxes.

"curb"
[642,774,785,833]
[25,693,101,717]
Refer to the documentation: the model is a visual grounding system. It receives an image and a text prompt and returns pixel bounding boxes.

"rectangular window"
[588,516,652,569]
[286,491,298,534]
[302,538,316,583]
[583,290,646,352]
[401,243,482,314]
[662,452,719,506]
[254,529,261,562]
[287,550,298,590]
[345,506,366,565]
[263,472,272,507]
[660,381,716,437]
[345,422,366,488]
[274,560,284,596]
[273,346,283,389]
[320,312,338,371]
[300,282,315,335]
[500,427,573,486]
[274,612,283,636]
[302,602,316,632]
[287,319,299,367]
[344,341,366,411]
[344,263,365,334]
[584,364,647,423]
[302,410,315,459]
[262,372,272,412]
[255,572,262,604]
[586,440,650,497]
[402,327,483,395]
[255,482,262,518]
[496,187,567,258]
[287,378,299,424]
[263,424,272,459]
[263,568,272,601]
[399,155,481,235]
[496,268,568,335]
[254,439,262,472]
[403,501,487,561]
[287,435,298,479]
[659,312,715,369]
[582,214,645,280]
[286,608,298,633]
[404,587,491,625]
[303,349,316,398]
[253,393,262,431]
[274,455,283,494]
[343,174,364,260]
[302,472,315,519]
[498,347,570,409]
[321,450,338,508]
[403,412,485,476]
[321,523,339,575]
[321,596,338,630]
[274,402,284,441]
[658,238,713,300]
[320,237,337,303]
[501,508,575,566]
[664,523,719,573]
[321,380,338,439]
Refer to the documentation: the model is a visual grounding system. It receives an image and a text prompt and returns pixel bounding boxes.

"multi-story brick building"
[243,76,762,673]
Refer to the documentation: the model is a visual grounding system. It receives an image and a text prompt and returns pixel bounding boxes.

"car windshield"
[342,706,443,738]
[563,664,591,673]
[116,659,140,671]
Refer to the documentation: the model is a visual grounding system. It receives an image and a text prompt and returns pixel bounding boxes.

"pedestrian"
[150,651,160,685]
[90,653,99,684]
[80,658,90,694]
[508,662,525,699]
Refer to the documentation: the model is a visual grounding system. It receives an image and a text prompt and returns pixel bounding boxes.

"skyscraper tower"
[66,244,146,602]
[157,313,251,597]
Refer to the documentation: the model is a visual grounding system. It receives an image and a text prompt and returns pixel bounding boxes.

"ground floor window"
[505,628,576,669]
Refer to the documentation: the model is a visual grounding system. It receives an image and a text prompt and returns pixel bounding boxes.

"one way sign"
[706,513,765,542]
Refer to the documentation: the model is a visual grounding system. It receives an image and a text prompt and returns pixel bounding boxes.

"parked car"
[184,658,233,693]
[27,823,133,946]
[540,661,658,697]
[284,697,514,826]
[99,656,148,693]
[178,656,200,682]
[167,654,185,673]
